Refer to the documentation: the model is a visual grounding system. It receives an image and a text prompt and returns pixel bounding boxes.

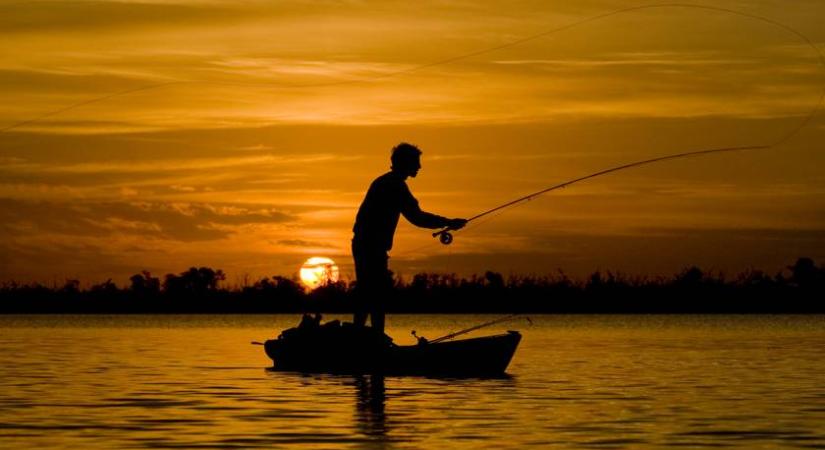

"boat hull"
[264,329,521,377]
[384,332,521,376]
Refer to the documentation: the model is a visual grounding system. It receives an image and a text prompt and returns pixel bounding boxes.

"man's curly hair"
[390,142,422,170]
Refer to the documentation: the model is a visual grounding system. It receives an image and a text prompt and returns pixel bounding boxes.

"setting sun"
[299,256,340,289]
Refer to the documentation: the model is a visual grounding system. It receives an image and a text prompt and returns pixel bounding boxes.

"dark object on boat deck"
[263,315,521,376]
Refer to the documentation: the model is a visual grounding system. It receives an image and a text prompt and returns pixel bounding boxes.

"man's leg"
[371,310,385,334]
[353,279,370,326]
[369,255,390,334]
[353,243,389,330]
[354,278,376,328]
[354,310,368,327]
[352,242,375,327]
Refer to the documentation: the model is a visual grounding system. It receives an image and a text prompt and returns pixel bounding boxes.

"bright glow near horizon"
[1,1,824,284]
[299,257,340,290]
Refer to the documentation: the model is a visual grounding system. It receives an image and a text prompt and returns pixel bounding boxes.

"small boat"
[263,316,521,377]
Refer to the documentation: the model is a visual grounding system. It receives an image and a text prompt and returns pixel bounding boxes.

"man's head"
[390,142,422,178]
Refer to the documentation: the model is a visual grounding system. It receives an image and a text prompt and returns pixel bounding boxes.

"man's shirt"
[353,171,448,252]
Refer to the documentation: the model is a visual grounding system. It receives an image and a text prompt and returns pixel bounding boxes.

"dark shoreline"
[2,258,823,314]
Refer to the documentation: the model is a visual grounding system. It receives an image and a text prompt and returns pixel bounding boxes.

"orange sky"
[1,1,824,284]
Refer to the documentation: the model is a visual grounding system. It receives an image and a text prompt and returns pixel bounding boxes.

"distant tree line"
[1,258,824,314]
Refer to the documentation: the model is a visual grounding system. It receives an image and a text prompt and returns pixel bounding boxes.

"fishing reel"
[432,228,454,245]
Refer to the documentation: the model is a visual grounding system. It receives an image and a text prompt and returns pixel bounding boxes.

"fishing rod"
[426,314,531,344]
[432,4,825,245]
[432,143,772,244]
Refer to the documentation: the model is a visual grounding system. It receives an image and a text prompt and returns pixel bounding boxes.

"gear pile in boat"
[263,314,521,376]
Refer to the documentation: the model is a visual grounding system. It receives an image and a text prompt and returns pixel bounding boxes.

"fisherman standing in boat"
[352,143,467,333]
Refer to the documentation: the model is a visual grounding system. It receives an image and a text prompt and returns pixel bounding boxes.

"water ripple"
[1,314,824,449]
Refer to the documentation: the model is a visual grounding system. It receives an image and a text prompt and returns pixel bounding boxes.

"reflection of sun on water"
[299,256,340,289]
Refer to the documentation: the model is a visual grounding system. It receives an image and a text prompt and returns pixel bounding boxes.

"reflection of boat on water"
[262,316,521,377]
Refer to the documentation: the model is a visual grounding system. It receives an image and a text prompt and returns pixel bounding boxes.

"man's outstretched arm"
[401,188,467,230]
[402,201,449,229]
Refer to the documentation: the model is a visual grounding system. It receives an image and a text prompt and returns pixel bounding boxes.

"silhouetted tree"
[59,279,80,295]
[163,267,226,296]
[270,275,304,298]
[484,271,505,289]
[737,269,773,288]
[130,271,160,295]
[309,280,349,310]
[587,271,604,290]
[90,279,119,295]
[674,266,704,287]
[244,275,304,299]
[788,257,821,288]
[2,258,824,313]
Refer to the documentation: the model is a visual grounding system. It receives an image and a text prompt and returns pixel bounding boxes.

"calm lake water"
[1,314,824,449]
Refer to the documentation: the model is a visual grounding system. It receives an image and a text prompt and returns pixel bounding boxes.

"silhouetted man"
[352,143,467,333]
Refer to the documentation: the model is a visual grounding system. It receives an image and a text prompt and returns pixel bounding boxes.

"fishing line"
[432,144,778,244]
[2,4,822,135]
[397,3,825,252]
[429,6,825,244]
[2,4,823,265]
